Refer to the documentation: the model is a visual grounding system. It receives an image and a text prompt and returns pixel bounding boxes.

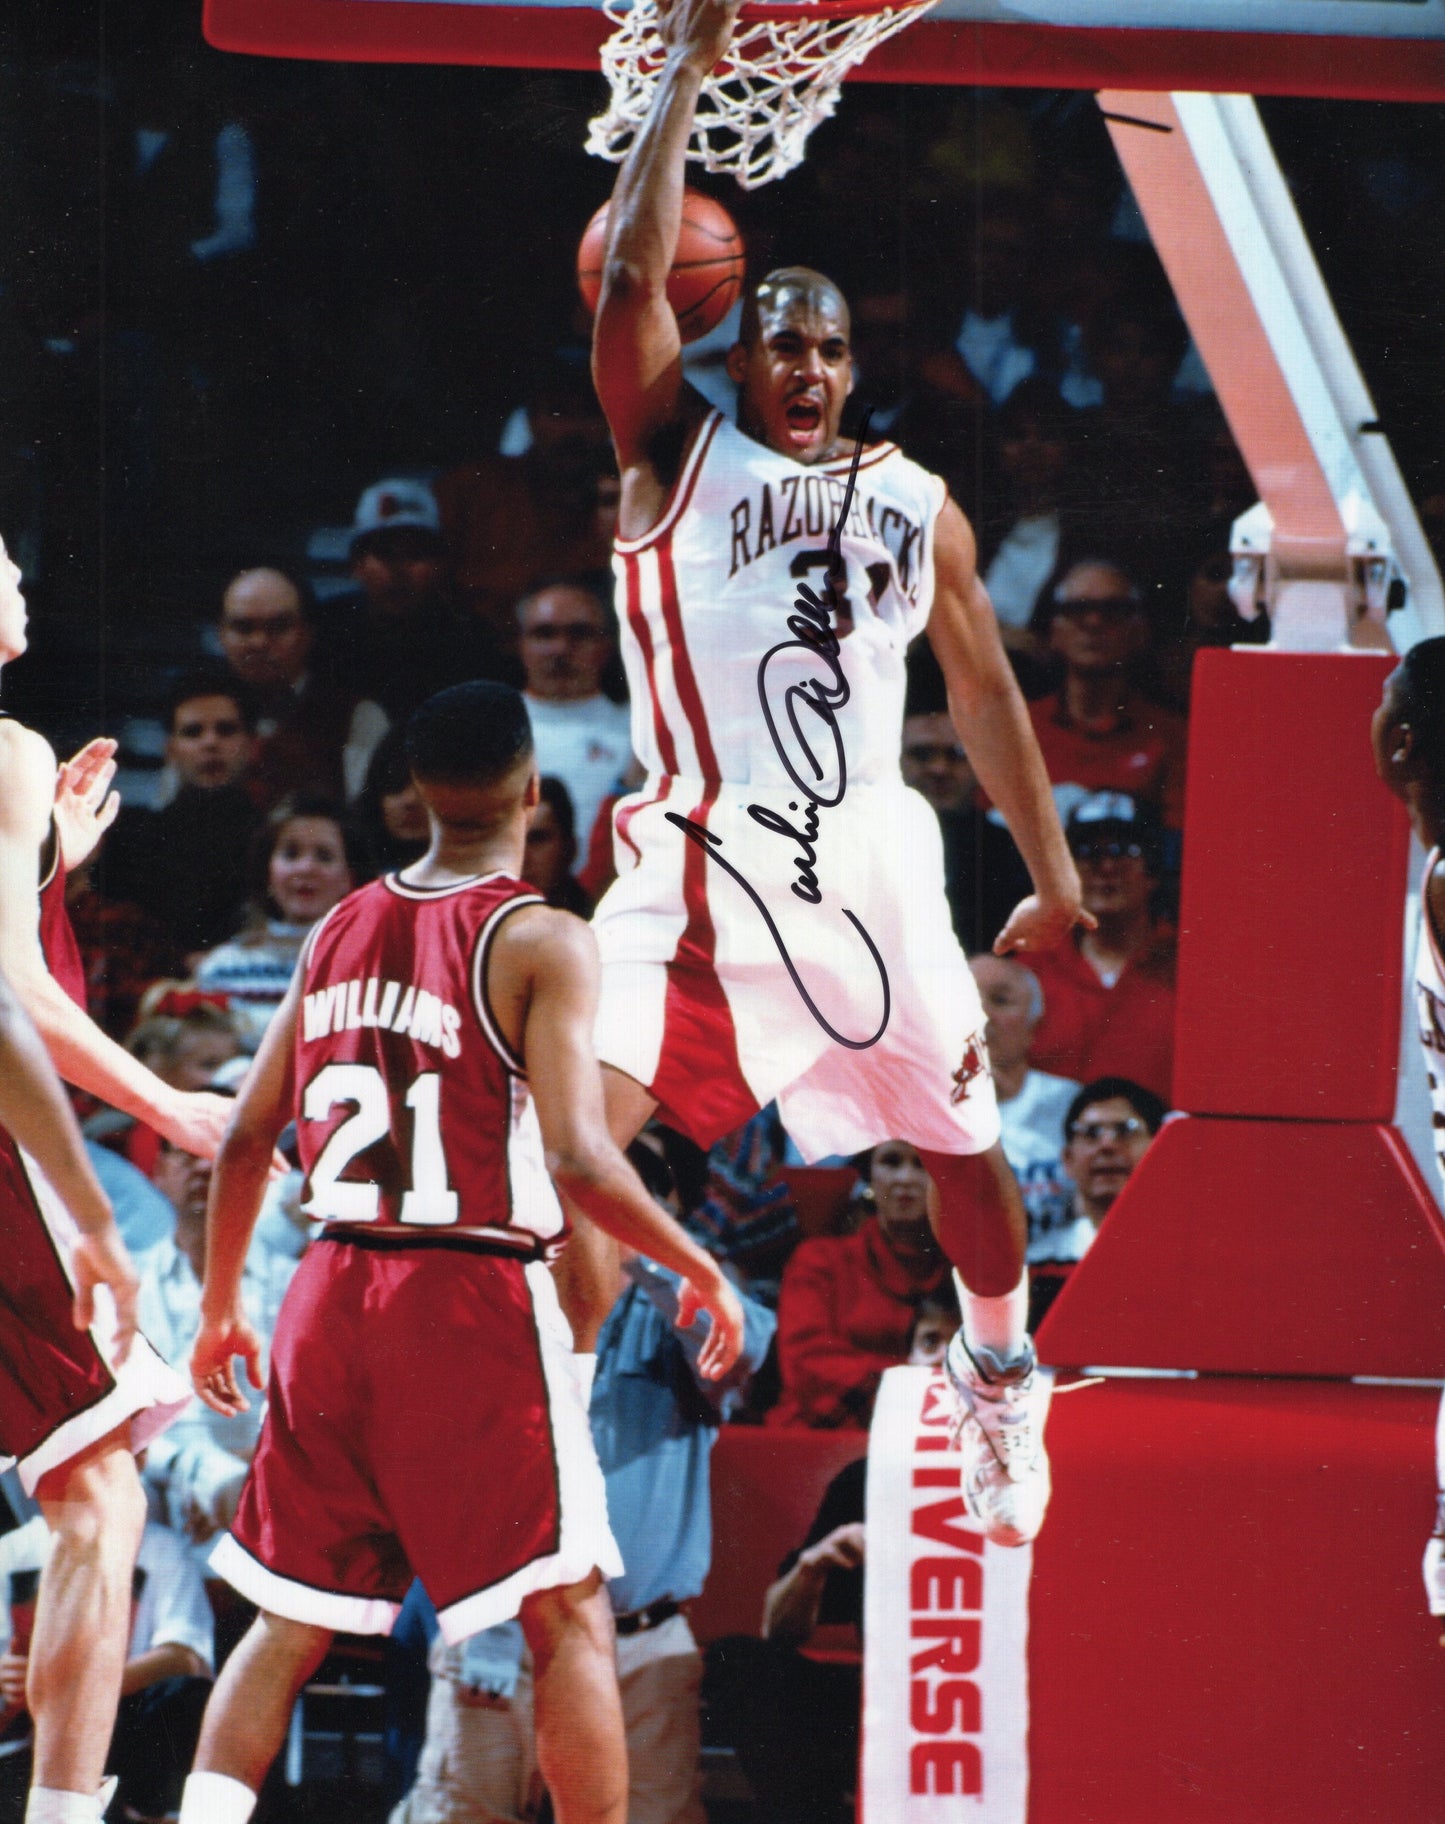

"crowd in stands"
[4,29,1441,1824]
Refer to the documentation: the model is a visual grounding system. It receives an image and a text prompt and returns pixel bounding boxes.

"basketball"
[577,189,745,344]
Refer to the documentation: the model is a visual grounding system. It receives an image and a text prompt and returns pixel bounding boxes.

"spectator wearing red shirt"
[1028,794,1176,1102]
[770,1141,951,1429]
[1028,559,1188,831]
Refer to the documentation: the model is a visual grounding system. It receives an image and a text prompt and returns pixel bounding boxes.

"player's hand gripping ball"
[578,189,745,344]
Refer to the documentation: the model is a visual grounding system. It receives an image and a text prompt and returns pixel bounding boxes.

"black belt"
[316,1227,548,1263]
[614,1597,681,1637]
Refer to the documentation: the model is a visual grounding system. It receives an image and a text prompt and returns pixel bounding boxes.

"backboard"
[205,0,1445,99]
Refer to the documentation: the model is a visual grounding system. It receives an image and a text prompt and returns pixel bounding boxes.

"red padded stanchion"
[1029,1379,1445,1824]
[1174,650,1407,1122]
[1037,1115,1445,1376]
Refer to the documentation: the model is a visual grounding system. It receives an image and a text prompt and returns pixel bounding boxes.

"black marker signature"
[665,413,891,1050]
[664,812,891,1051]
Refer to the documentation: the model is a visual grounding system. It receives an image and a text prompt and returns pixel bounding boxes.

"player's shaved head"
[740,267,851,347]
[406,682,534,789]
[1391,637,1445,782]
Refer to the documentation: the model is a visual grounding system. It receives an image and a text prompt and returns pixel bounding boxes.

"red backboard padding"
[1035,1114,1445,1376]
[202,0,1445,100]
[691,1425,864,1644]
[1173,650,1408,1122]
[1029,1377,1444,1823]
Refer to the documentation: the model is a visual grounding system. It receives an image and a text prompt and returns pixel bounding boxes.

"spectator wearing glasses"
[1027,794,1176,1102]
[1031,1075,1165,1327]
[1026,559,1189,833]
[216,565,387,807]
[518,581,635,858]
[900,688,1031,956]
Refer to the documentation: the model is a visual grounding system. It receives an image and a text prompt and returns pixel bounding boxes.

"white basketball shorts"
[592,775,1000,1162]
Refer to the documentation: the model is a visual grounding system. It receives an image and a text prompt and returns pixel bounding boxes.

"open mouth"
[784,396,824,441]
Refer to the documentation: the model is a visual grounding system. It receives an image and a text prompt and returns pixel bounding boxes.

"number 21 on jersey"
[301,1062,459,1226]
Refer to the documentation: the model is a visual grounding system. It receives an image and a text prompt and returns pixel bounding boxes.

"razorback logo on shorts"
[949,1033,990,1105]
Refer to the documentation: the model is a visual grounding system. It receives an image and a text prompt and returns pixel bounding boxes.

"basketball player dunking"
[0,534,238,1824]
[178,683,743,1824]
[1372,639,1445,1635]
[586,0,1092,1544]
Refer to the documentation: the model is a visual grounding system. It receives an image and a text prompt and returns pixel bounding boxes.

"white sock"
[957,1270,1029,1364]
[177,1773,258,1824]
[26,1790,100,1824]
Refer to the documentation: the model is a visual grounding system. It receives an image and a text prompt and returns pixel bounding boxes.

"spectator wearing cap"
[216,563,388,806]
[101,669,265,959]
[519,581,635,859]
[1026,795,1176,1102]
[1026,559,1189,832]
[969,954,1079,1257]
[319,477,518,724]
[435,358,619,642]
[1030,1076,1165,1328]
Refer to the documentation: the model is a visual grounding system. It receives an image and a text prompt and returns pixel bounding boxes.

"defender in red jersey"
[184,682,743,1824]
[0,536,244,1824]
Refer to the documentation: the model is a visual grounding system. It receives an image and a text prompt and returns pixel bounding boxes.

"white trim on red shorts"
[6,1146,190,1495]
[209,1532,403,1636]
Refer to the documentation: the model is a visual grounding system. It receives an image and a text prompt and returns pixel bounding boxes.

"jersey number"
[301,1063,459,1226]
[791,549,854,639]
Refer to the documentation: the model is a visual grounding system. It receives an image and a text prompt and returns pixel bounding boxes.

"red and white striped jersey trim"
[614,412,722,557]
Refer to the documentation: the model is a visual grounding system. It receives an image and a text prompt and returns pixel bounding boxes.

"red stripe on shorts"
[646,546,755,1145]
[614,774,672,868]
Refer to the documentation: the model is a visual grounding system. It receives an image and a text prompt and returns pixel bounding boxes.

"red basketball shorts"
[211,1233,621,1644]
[0,1133,189,1494]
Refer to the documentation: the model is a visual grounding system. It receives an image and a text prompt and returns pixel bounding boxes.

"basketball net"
[586,0,940,189]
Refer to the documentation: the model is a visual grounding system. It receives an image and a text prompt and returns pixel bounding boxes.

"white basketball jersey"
[613,410,947,794]
[1414,849,1445,1199]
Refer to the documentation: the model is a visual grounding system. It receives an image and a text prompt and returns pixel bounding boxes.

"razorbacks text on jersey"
[613,410,946,797]
[296,871,565,1254]
[1414,850,1445,1200]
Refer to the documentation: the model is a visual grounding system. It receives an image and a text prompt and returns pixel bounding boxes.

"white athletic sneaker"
[945,1332,1054,1548]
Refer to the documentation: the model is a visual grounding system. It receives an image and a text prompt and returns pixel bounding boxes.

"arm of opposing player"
[625,1253,776,1411]
[193,970,300,1416]
[516,908,744,1378]
[591,0,743,467]
[0,965,138,1355]
[0,722,235,1158]
[926,499,1091,956]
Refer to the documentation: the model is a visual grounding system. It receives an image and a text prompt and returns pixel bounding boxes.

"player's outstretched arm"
[193,970,301,1416]
[0,719,237,1159]
[592,0,743,470]
[926,498,1093,956]
[0,964,138,1359]
[512,907,744,1378]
